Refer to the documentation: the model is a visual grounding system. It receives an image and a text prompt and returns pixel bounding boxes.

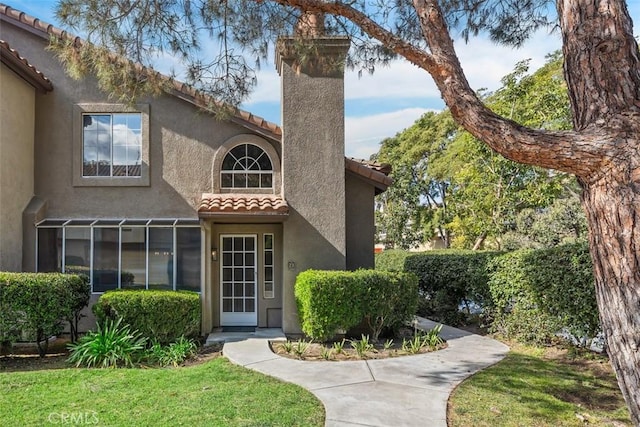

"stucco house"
[0,5,391,334]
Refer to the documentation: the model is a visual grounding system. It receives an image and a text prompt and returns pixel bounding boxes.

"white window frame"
[220,143,274,190]
[35,219,201,294]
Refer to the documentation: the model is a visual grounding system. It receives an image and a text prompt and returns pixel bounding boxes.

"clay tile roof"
[0,39,52,92]
[345,158,393,193]
[198,194,289,217]
[0,3,279,140]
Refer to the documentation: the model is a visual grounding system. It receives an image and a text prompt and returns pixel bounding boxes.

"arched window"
[221,143,273,189]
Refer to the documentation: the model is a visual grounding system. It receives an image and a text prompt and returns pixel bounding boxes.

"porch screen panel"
[37,228,62,273]
[93,227,119,292]
[176,228,201,292]
[148,227,173,290]
[121,227,146,289]
[64,227,91,275]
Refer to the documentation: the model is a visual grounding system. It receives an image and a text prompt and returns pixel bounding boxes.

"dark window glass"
[121,227,146,289]
[93,227,119,292]
[245,237,255,251]
[176,228,201,292]
[148,228,173,290]
[64,227,91,276]
[37,228,62,273]
[220,144,273,188]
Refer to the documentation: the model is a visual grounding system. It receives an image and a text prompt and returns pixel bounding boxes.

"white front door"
[220,235,257,326]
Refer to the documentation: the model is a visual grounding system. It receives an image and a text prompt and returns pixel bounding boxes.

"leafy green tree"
[52,1,640,421]
[378,54,568,250]
[375,112,456,249]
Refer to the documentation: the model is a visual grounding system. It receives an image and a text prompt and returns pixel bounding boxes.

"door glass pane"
[149,227,173,290]
[93,228,119,292]
[223,268,232,281]
[222,252,232,266]
[233,299,244,312]
[234,283,243,297]
[233,237,243,251]
[222,283,232,297]
[223,299,232,312]
[245,299,255,313]
[37,228,62,273]
[121,227,146,289]
[245,237,254,251]
[234,252,243,266]
[176,228,201,292]
[245,283,255,297]
[245,253,254,266]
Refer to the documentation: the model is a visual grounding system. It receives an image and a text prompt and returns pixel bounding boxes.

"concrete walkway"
[212,318,509,427]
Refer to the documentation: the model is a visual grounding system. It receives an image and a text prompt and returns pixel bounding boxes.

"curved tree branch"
[266,0,613,179]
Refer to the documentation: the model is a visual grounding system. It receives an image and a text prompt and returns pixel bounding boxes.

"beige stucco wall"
[2,22,380,335]
[0,24,279,252]
[0,64,36,272]
[345,173,376,270]
[278,37,351,334]
[1,23,283,334]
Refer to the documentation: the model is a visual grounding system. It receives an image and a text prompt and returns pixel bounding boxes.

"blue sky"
[7,1,640,158]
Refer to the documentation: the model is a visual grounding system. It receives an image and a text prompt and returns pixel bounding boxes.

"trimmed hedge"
[93,290,201,344]
[0,273,90,356]
[403,250,502,324]
[295,269,418,341]
[375,249,413,272]
[487,242,597,344]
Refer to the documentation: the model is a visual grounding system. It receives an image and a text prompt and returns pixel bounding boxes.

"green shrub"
[146,336,198,367]
[93,290,201,344]
[0,273,90,356]
[294,269,418,341]
[357,270,418,340]
[375,249,412,272]
[404,251,501,325]
[487,242,598,345]
[295,270,363,341]
[67,317,147,368]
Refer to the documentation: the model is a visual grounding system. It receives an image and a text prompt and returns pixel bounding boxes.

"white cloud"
[345,108,432,159]
[246,29,561,121]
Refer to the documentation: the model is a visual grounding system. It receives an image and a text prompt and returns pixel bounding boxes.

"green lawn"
[448,344,632,426]
[0,357,324,426]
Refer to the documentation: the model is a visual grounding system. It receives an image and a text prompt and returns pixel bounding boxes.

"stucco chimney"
[276,20,350,334]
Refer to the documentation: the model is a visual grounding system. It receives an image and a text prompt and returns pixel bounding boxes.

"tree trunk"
[471,231,487,251]
[271,0,640,421]
[582,176,640,425]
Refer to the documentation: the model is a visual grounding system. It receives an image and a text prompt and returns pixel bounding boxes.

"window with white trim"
[36,219,201,293]
[221,143,273,189]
